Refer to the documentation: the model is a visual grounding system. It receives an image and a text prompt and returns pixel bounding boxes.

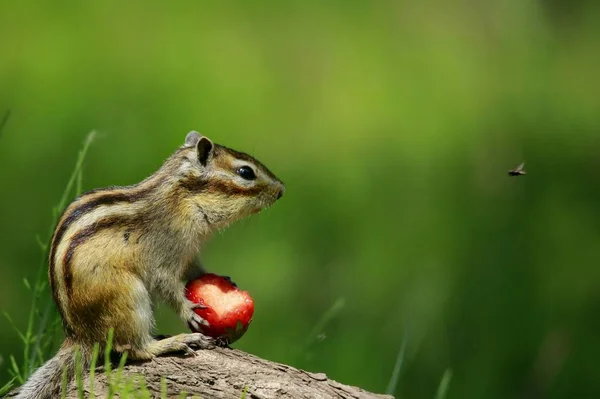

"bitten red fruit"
[184,274,254,344]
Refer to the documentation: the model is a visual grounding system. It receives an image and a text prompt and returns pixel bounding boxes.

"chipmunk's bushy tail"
[15,341,82,399]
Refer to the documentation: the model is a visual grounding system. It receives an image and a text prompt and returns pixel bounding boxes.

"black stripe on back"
[62,216,135,299]
[48,176,166,316]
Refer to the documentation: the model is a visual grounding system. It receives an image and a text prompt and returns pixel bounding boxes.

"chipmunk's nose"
[276,184,285,200]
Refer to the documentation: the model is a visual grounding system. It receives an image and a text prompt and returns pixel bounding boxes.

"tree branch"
[8,347,394,398]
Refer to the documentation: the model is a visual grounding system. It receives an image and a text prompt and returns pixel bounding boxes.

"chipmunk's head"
[175,131,285,230]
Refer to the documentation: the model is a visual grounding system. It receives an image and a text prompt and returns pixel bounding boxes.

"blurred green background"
[1,1,600,398]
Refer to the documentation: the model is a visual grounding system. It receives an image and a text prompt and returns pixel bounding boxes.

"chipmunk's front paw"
[183,301,210,332]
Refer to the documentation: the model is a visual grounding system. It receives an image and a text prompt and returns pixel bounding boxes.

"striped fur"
[19,132,284,398]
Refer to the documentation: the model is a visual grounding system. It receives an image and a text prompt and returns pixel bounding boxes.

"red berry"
[185,274,254,344]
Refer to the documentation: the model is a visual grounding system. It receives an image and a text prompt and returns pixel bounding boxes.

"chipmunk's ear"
[196,136,214,166]
[184,131,202,147]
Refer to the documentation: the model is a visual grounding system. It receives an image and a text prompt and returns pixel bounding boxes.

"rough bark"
[7,347,394,399]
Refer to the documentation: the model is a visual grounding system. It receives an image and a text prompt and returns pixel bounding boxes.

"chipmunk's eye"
[236,166,256,181]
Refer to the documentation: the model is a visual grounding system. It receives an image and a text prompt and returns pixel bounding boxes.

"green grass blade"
[135,375,151,398]
[9,355,23,383]
[0,130,98,392]
[240,385,249,399]
[60,365,68,399]
[75,166,83,197]
[435,368,453,399]
[0,377,16,396]
[105,328,114,399]
[386,329,409,395]
[57,131,96,211]
[3,312,26,343]
[304,297,345,350]
[109,351,128,396]
[21,131,97,379]
[117,351,128,372]
[74,347,84,399]
[0,109,10,140]
[34,235,47,251]
[104,328,114,371]
[161,377,167,399]
[28,300,53,375]
[89,343,100,398]
[39,316,62,365]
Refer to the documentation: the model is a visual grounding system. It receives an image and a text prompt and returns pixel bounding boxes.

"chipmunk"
[16,131,285,399]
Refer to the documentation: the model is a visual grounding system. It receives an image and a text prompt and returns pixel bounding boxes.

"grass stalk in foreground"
[435,368,452,399]
[74,347,84,399]
[386,328,409,395]
[1,134,177,398]
[88,343,100,397]
[0,131,96,393]
[303,297,345,352]
[0,109,10,140]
